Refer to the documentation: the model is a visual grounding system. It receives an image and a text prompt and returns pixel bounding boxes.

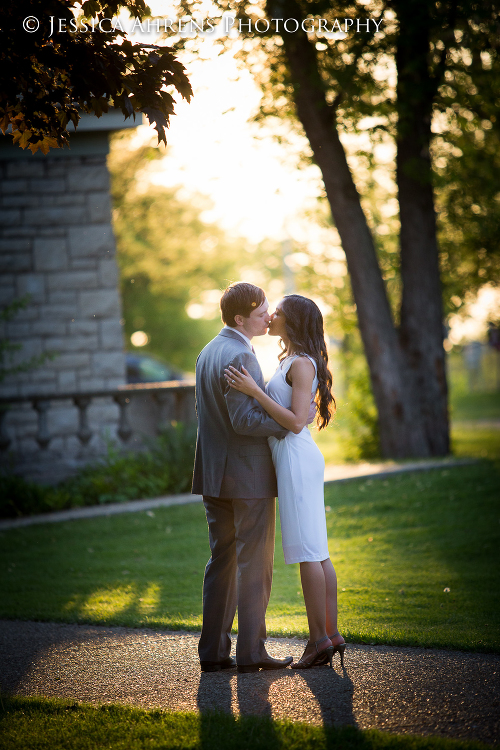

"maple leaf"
[0,1,191,154]
[0,114,10,134]
[141,107,169,145]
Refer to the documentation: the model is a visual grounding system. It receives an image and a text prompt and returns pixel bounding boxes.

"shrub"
[337,349,380,462]
[0,473,62,517]
[0,421,197,519]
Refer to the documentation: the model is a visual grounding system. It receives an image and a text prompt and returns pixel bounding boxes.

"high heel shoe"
[290,635,334,670]
[317,632,346,668]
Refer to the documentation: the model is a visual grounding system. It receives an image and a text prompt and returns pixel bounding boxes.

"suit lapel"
[218,329,264,387]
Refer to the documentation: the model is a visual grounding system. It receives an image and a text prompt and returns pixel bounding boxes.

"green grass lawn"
[314,390,500,464]
[449,391,500,460]
[451,424,500,460]
[315,419,500,466]
[0,695,489,750]
[1,463,498,652]
[450,390,500,421]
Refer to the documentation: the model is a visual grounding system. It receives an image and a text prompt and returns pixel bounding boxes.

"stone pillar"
[0,116,135,482]
[0,154,125,395]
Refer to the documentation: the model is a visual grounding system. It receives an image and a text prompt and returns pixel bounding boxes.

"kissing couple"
[192,282,346,673]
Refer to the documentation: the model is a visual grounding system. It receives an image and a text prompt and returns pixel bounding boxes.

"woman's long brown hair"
[278,295,335,430]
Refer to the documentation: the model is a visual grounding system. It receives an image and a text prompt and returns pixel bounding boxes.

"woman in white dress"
[225,294,346,669]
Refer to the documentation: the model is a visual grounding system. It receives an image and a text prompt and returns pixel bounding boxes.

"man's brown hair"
[220,282,266,327]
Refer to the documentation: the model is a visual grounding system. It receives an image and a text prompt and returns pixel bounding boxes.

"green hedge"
[0,422,196,519]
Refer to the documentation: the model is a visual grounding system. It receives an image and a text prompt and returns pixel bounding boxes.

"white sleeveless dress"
[267,355,329,565]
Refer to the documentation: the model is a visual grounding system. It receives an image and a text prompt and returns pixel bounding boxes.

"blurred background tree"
[171,0,499,458]
[109,131,276,371]
[434,103,500,317]
[105,1,498,459]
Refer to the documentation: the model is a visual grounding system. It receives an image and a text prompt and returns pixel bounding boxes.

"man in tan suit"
[193,282,293,673]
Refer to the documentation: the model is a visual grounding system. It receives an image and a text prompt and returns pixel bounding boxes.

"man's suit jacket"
[192,328,288,498]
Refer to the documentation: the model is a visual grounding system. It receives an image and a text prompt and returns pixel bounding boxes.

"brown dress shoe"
[200,657,237,673]
[237,655,293,673]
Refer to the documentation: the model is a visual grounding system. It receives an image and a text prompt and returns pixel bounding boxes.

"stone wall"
[0,152,127,483]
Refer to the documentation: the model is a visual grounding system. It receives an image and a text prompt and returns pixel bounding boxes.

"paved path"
[322,456,476,483]
[1,620,498,745]
[0,457,475,530]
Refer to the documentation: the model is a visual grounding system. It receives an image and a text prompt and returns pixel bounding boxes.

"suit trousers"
[198,495,276,666]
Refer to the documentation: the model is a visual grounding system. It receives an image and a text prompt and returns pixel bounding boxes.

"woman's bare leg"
[299,561,328,643]
[293,558,345,667]
[321,557,345,645]
[291,561,332,668]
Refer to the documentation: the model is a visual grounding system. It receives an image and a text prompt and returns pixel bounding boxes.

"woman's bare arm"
[225,357,315,434]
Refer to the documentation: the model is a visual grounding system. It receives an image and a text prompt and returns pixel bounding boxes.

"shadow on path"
[197,671,281,749]
[1,621,499,745]
[297,662,355,728]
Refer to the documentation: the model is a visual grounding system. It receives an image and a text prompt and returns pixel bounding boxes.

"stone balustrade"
[0,380,196,484]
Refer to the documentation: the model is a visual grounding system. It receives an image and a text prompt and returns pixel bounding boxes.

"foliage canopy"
[171,0,498,458]
[0,0,192,154]
[179,0,499,310]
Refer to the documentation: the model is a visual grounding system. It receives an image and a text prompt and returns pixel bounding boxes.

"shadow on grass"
[2,693,490,750]
[197,671,282,749]
[196,665,357,750]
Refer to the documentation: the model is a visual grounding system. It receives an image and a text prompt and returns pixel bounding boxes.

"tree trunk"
[396,0,450,454]
[267,0,450,457]
[268,0,430,457]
